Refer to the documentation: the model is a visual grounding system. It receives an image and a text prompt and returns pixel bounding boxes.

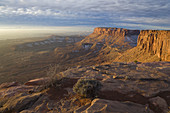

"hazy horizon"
[0,26,93,40]
[0,0,170,40]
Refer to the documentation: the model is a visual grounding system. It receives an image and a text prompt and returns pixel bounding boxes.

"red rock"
[93,27,140,36]
[137,30,170,61]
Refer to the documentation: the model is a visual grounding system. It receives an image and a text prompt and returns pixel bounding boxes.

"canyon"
[93,28,170,62]
[54,27,170,66]
[0,27,169,113]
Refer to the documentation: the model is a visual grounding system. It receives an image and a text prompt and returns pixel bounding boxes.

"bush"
[134,60,138,64]
[39,65,63,91]
[46,65,63,87]
[73,79,102,98]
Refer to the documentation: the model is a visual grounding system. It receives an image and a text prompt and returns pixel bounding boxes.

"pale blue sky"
[0,0,170,30]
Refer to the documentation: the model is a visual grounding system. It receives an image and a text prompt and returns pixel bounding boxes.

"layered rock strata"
[137,30,170,61]
[93,27,140,36]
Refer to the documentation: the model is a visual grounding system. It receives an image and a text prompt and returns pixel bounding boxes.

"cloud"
[121,17,170,24]
[0,0,169,29]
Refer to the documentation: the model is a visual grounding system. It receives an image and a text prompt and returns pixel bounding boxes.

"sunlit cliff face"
[0,26,92,40]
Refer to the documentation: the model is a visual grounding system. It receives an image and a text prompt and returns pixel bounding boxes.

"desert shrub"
[134,60,138,64]
[73,79,102,98]
[46,65,63,86]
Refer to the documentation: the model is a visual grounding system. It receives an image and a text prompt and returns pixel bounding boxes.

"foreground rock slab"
[0,62,169,113]
[75,99,154,113]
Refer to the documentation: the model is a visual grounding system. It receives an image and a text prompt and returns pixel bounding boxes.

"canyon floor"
[0,35,84,84]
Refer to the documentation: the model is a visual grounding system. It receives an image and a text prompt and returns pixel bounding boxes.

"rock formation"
[93,28,170,62]
[81,27,140,47]
[137,30,170,61]
[114,29,170,62]
[53,27,141,66]
[53,27,170,66]
[93,27,140,36]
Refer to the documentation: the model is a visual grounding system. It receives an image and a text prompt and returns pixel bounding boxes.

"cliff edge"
[115,29,170,62]
[93,27,140,36]
[137,30,170,61]
[81,27,140,47]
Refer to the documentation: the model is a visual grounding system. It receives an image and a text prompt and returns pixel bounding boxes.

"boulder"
[149,96,169,113]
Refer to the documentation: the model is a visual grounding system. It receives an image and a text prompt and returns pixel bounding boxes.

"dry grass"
[38,64,65,91]
[46,65,63,86]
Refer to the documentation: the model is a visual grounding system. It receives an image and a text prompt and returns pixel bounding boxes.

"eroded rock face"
[93,27,140,36]
[81,28,170,63]
[91,27,140,47]
[79,27,140,49]
[114,30,170,62]
[137,30,170,61]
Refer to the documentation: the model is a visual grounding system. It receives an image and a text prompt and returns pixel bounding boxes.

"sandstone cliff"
[115,30,170,62]
[53,27,141,66]
[81,27,140,47]
[93,27,140,36]
[54,27,169,65]
[137,30,170,61]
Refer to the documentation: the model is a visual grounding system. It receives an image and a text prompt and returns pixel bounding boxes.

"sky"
[0,0,170,30]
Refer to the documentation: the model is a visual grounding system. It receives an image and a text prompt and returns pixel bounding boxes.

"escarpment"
[78,27,140,51]
[54,27,169,65]
[93,27,140,36]
[82,27,169,62]
[91,27,140,46]
[137,30,170,61]
[115,29,170,62]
